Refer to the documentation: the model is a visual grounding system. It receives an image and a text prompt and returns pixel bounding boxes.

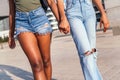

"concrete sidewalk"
[0,29,120,80]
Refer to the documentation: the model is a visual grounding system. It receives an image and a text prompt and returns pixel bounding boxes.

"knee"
[31,60,44,72]
[84,48,96,56]
[44,58,51,68]
[84,51,93,56]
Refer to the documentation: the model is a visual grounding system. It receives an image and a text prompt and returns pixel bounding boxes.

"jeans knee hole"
[84,51,92,56]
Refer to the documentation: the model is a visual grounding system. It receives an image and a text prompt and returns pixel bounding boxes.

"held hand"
[8,37,16,49]
[58,18,70,34]
[100,14,110,32]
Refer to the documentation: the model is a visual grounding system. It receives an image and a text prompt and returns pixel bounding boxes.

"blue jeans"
[15,7,52,37]
[65,0,102,80]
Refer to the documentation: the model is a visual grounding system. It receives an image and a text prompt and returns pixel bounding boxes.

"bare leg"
[18,32,47,80]
[36,33,52,80]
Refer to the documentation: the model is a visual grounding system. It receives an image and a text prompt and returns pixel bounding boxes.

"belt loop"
[26,12,29,16]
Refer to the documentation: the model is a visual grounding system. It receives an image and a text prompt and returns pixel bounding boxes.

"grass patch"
[0,36,8,43]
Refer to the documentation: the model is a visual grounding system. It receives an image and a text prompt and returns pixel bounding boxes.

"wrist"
[60,15,67,21]
[100,11,106,16]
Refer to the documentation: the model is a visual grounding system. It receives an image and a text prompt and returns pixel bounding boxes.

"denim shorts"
[15,7,52,37]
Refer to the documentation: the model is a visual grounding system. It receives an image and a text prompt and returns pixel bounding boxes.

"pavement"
[0,29,120,80]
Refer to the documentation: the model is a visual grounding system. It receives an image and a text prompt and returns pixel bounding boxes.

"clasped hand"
[58,18,70,34]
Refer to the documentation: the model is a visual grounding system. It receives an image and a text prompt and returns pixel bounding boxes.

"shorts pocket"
[15,12,28,21]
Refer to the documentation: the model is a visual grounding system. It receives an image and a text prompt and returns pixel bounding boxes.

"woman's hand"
[58,18,70,34]
[100,14,110,32]
[8,37,16,49]
[92,0,110,32]
[8,0,16,49]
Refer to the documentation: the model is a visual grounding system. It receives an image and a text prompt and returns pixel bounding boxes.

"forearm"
[56,0,67,21]
[92,0,106,15]
[47,0,59,21]
[9,0,15,38]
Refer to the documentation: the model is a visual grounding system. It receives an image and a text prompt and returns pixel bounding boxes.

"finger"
[103,28,107,32]
[103,23,109,32]
[105,23,110,29]
[8,39,16,49]
[9,43,14,49]
[66,27,69,32]
[66,26,70,33]
[60,30,63,33]
[8,40,12,48]
[103,24,108,32]
[63,29,68,34]
[64,31,68,34]
[68,26,70,32]
[65,30,69,34]
[59,29,62,33]
[59,28,63,33]
[62,29,67,34]
[11,42,16,49]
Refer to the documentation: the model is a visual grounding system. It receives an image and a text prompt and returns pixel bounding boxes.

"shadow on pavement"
[0,65,57,80]
[0,64,33,80]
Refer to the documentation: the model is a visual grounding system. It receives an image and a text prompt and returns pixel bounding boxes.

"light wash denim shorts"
[15,7,52,37]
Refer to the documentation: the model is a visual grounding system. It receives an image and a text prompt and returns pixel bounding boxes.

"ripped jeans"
[65,0,102,80]
[15,6,52,37]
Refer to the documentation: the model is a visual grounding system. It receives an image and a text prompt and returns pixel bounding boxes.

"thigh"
[68,17,91,54]
[36,33,52,63]
[18,32,43,64]
[84,16,96,49]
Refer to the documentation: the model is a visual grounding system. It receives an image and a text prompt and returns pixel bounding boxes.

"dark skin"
[8,0,16,49]
[8,0,60,80]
